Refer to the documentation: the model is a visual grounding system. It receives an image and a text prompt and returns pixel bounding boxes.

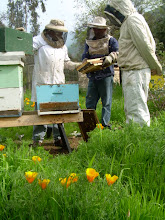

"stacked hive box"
[0,52,25,117]
[0,27,33,117]
[36,84,80,115]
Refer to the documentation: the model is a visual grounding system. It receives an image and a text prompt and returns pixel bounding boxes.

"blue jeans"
[86,76,113,127]
[32,103,60,142]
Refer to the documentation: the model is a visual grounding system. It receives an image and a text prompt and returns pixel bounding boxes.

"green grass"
[0,84,165,219]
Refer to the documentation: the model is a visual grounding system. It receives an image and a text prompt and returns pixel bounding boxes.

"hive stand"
[0,111,83,153]
[0,109,99,153]
[78,109,100,142]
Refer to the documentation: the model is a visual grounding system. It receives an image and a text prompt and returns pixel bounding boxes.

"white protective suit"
[31,34,79,102]
[106,0,162,126]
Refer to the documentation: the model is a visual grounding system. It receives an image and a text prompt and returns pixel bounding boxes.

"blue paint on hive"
[36,84,79,110]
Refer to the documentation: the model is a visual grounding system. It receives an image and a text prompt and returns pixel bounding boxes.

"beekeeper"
[82,17,119,129]
[31,19,80,146]
[104,0,162,126]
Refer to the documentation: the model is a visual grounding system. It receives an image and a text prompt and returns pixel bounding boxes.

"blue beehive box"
[36,84,80,115]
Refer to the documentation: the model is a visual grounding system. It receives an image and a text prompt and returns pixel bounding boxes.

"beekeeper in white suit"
[104,0,162,126]
[31,19,80,146]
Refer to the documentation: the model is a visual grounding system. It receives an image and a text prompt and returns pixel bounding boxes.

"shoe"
[38,140,43,146]
[54,138,63,147]
[29,140,43,147]
[104,124,112,130]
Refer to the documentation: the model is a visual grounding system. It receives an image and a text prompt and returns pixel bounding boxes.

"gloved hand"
[16,27,25,32]
[102,55,113,67]
[82,58,88,63]
[75,62,83,68]
[102,52,119,67]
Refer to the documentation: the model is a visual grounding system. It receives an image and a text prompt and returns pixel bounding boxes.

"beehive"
[36,84,80,115]
[0,52,25,117]
[0,27,33,55]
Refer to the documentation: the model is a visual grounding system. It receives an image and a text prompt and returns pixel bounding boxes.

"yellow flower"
[59,177,71,188]
[105,174,118,186]
[68,173,78,183]
[26,102,30,105]
[0,145,5,151]
[59,173,78,188]
[38,179,50,190]
[32,156,42,163]
[25,171,38,184]
[86,168,99,183]
[3,154,6,157]
[25,98,30,102]
[96,123,104,129]
[149,75,165,90]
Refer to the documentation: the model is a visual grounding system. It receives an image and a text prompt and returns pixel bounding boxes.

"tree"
[7,0,47,36]
[132,0,163,14]
[145,2,165,48]
[0,12,6,27]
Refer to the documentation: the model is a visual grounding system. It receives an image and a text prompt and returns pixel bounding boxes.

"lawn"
[0,84,165,219]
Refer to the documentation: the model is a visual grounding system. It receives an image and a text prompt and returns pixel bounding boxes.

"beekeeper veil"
[86,16,108,40]
[42,19,68,48]
[104,0,137,27]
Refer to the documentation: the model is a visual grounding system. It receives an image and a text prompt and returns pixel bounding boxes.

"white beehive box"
[0,52,25,117]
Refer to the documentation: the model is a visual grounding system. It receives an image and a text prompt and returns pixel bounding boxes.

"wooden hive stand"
[0,111,83,153]
[0,109,100,153]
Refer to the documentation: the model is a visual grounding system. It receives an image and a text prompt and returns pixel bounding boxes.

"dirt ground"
[43,136,83,155]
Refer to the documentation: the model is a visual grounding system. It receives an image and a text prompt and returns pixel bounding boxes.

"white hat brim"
[45,24,68,32]
[87,23,108,29]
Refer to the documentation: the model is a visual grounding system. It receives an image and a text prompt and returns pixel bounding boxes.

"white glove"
[102,56,113,67]
[102,52,119,67]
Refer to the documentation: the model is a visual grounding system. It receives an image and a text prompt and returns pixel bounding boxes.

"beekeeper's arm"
[64,45,81,70]
[33,35,47,52]
[128,15,162,75]
[102,37,119,67]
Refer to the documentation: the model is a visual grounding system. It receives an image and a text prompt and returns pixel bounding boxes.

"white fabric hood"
[107,0,162,74]
[109,0,137,17]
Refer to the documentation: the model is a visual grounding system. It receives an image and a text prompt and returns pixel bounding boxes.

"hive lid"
[0,51,25,66]
[0,51,25,60]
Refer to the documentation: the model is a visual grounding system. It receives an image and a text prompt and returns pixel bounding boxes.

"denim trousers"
[32,103,60,141]
[86,76,113,127]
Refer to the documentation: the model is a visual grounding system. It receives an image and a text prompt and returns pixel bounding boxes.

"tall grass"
[0,84,164,219]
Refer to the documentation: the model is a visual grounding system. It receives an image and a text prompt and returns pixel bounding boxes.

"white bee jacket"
[31,34,70,102]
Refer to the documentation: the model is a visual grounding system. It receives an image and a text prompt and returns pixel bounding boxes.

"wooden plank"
[0,111,83,128]
[40,102,78,112]
[77,58,104,74]
[78,109,99,142]
[0,110,22,116]
[76,58,103,72]
[58,123,72,153]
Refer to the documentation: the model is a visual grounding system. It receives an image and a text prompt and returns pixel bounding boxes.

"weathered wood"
[0,111,83,128]
[77,58,103,74]
[0,110,22,116]
[78,109,99,142]
[58,123,72,153]
[40,102,79,112]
